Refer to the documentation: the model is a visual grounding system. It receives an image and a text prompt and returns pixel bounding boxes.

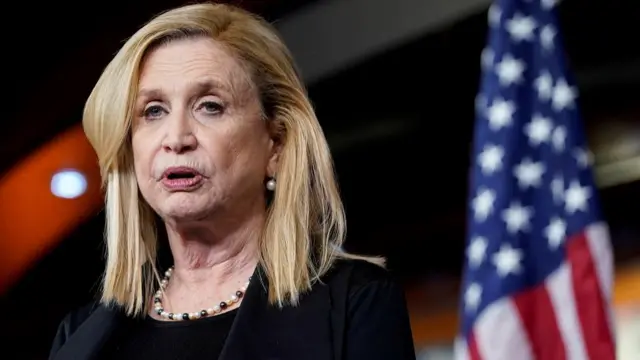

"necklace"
[153,266,251,321]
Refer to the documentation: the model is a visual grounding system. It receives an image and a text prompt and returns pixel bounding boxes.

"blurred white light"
[51,169,87,199]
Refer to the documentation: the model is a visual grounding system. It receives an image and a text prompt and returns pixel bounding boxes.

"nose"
[161,112,197,154]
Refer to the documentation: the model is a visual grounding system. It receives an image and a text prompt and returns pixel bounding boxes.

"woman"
[49,3,415,360]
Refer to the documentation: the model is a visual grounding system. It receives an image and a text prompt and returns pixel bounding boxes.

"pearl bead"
[266,178,276,191]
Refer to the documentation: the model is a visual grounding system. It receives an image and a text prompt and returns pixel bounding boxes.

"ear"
[266,137,282,178]
[265,117,283,178]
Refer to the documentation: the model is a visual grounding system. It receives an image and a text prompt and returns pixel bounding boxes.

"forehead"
[137,37,251,96]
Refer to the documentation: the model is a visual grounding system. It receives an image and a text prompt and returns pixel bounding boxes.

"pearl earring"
[266,178,276,191]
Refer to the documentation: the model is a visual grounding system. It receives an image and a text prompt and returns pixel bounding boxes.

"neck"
[164,208,262,289]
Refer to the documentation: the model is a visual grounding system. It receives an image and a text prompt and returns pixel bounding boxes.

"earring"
[266,178,276,191]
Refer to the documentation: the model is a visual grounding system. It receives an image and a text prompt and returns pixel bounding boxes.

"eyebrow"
[137,78,231,100]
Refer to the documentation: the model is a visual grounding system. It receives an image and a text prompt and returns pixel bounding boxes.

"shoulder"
[320,260,416,358]
[49,302,99,357]
[320,258,398,300]
[328,257,390,281]
[59,302,99,332]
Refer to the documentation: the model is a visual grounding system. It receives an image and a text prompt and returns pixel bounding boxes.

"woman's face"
[132,37,277,222]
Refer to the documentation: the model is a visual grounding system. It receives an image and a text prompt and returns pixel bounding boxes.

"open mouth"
[160,167,204,190]
[161,167,202,181]
[166,170,196,180]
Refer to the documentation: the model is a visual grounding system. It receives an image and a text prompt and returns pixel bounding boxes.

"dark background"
[1,0,639,357]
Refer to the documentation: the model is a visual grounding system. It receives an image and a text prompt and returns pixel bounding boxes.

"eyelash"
[143,105,165,119]
[142,101,224,120]
[198,101,223,114]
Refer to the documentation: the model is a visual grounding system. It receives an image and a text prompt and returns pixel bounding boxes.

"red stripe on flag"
[467,333,483,360]
[566,231,616,360]
[512,285,566,360]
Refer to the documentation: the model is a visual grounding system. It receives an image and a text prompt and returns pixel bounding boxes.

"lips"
[160,166,204,191]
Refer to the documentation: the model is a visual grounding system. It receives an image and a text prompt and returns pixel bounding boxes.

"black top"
[50,259,416,360]
[99,309,237,360]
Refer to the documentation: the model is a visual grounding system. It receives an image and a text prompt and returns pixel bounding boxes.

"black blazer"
[49,259,416,360]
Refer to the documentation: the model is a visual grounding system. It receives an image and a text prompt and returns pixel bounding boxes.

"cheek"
[229,132,263,169]
[131,135,154,181]
[227,132,271,180]
[200,130,243,169]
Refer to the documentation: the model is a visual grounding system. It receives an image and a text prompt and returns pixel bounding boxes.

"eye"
[143,104,166,119]
[198,101,223,115]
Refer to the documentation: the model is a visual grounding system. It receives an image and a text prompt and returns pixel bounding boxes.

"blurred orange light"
[614,265,640,306]
[0,125,102,293]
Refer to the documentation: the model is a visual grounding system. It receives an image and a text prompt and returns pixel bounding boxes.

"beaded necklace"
[153,266,250,321]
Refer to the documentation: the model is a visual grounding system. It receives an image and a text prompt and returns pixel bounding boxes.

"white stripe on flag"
[585,222,615,334]
[453,336,470,360]
[546,262,589,360]
[475,298,534,360]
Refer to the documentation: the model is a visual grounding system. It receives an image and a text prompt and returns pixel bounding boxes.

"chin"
[158,193,213,222]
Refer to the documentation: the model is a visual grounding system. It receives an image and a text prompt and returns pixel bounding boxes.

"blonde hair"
[83,2,383,316]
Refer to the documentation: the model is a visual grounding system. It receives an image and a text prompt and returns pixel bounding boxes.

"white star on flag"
[505,13,536,42]
[488,4,501,27]
[552,79,577,111]
[478,144,505,175]
[565,180,592,214]
[481,47,495,70]
[492,243,524,277]
[540,24,556,50]
[502,202,533,234]
[514,158,546,189]
[552,125,567,152]
[472,188,497,221]
[545,217,567,249]
[534,71,553,101]
[487,98,516,130]
[541,0,558,10]
[574,148,594,168]
[465,283,483,311]
[495,54,526,86]
[524,114,553,146]
[467,236,489,268]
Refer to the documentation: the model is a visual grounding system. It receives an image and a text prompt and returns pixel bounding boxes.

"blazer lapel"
[218,266,270,360]
[52,305,123,360]
[219,266,336,360]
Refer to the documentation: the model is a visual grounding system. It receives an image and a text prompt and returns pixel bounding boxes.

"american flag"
[455,0,616,359]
